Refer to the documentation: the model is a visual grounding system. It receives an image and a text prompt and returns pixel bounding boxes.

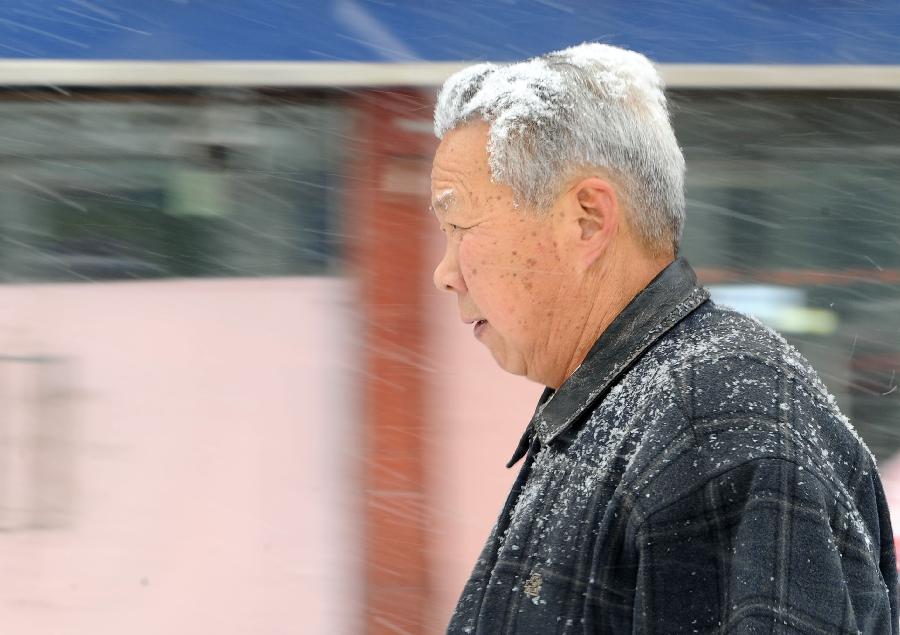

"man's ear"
[567,176,620,270]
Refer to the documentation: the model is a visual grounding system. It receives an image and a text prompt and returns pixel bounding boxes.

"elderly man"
[430,43,898,633]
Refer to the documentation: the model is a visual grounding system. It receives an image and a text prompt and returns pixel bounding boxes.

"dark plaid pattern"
[448,258,898,634]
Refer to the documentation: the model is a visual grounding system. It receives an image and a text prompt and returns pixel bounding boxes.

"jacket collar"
[507,257,708,467]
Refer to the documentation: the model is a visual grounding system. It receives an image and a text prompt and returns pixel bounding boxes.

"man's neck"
[550,255,673,389]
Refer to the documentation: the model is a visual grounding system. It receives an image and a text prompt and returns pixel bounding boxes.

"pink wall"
[0,278,360,634]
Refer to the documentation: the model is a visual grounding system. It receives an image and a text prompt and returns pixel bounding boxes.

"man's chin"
[488,348,527,378]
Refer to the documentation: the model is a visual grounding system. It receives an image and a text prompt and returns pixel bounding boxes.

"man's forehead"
[429,124,496,216]
[431,124,490,181]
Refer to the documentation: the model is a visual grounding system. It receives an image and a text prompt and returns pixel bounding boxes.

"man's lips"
[464,318,489,337]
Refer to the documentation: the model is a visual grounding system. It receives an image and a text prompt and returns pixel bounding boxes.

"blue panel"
[0,0,898,63]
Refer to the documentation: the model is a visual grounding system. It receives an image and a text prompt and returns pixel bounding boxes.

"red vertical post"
[346,89,437,635]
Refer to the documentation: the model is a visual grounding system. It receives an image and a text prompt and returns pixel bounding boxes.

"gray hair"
[433,43,685,254]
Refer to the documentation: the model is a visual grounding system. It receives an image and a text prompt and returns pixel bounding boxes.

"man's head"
[431,43,684,387]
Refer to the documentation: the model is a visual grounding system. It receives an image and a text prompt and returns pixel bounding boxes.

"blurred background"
[0,1,898,633]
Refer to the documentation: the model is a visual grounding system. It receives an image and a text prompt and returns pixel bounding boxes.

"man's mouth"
[474,319,488,337]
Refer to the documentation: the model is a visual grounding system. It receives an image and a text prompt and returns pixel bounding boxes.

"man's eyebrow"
[429,189,456,215]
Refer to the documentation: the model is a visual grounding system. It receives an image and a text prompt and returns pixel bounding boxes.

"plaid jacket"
[448,258,898,634]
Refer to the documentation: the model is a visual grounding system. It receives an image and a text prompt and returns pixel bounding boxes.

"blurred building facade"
[0,2,898,634]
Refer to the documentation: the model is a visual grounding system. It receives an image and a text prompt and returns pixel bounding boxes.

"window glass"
[0,89,347,282]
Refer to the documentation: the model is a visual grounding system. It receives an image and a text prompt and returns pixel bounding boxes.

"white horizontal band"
[0,60,896,89]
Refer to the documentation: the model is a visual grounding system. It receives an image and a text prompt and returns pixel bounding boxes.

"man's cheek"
[459,241,483,279]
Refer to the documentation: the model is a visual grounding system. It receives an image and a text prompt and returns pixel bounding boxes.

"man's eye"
[448,223,471,232]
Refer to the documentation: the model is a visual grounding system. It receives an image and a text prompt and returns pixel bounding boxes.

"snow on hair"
[433,43,685,253]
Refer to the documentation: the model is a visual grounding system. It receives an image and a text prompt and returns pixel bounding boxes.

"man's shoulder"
[644,300,840,410]
[582,299,821,434]
[613,298,876,499]
[580,298,870,468]
[647,300,861,430]
[658,299,806,374]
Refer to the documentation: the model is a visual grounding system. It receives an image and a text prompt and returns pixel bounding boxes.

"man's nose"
[433,247,467,294]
